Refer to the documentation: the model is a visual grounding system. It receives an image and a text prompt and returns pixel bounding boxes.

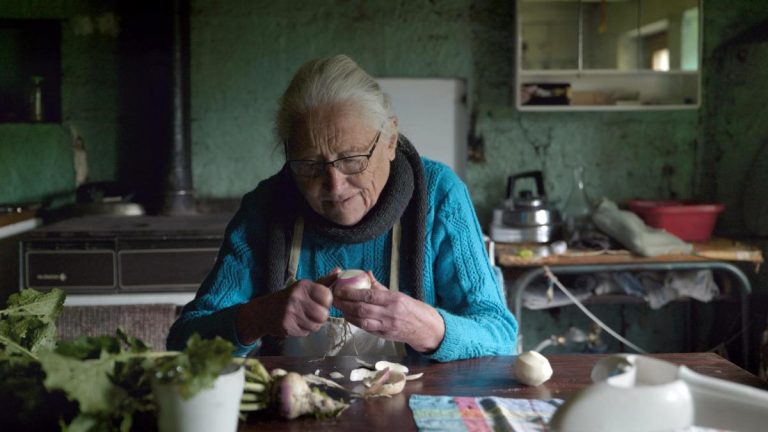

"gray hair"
[276,55,393,147]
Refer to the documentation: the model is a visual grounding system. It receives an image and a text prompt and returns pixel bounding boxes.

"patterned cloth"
[410,395,562,432]
[408,395,721,432]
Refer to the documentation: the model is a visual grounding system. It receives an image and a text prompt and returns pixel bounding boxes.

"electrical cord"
[534,338,555,352]
[541,266,750,357]
[543,266,649,354]
[705,316,754,354]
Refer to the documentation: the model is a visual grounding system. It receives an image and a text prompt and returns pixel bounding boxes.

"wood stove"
[20,214,230,294]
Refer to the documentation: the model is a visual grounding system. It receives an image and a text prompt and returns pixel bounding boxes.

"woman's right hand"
[236,269,339,344]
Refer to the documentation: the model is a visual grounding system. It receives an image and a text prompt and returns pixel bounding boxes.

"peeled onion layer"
[363,368,407,396]
[350,368,379,382]
[375,360,409,374]
[377,371,406,395]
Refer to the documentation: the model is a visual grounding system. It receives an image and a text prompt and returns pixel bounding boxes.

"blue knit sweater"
[167,158,518,361]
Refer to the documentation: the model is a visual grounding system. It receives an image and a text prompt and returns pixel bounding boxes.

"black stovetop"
[26,214,232,239]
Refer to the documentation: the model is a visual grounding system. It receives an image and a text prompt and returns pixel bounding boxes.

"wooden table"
[495,238,764,371]
[240,353,767,431]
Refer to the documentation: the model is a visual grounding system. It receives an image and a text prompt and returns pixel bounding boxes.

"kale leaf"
[0,288,65,358]
[1,289,244,431]
[153,333,235,399]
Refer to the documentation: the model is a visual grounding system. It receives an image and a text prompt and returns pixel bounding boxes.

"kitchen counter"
[496,237,763,269]
[0,209,40,240]
[63,292,194,306]
[496,236,763,371]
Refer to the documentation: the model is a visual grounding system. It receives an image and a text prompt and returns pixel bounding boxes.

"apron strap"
[390,221,406,356]
[285,216,304,287]
[284,217,406,357]
[287,217,401,290]
[389,221,401,293]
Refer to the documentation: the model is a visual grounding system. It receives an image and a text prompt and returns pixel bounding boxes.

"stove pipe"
[162,0,196,215]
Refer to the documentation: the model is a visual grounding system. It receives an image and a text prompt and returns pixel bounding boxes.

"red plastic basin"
[627,200,725,242]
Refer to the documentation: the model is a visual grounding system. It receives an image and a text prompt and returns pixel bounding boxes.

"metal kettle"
[502,170,562,243]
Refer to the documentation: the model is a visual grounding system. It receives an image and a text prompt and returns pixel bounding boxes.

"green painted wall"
[2,1,764,228]
[189,0,476,198]
[188,0,698,228]
[0,0,120,204]
[699,1,768,234]
[1,0,702,223]
[0,123,73,203]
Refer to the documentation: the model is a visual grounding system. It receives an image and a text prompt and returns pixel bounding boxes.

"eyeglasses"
[286,129,382,178]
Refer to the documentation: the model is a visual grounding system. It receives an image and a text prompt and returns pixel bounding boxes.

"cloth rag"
[409,395,722,432]
[591,198,693,256]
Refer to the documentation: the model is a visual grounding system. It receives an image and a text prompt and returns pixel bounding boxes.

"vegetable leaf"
[0,288,65,357]
[0,355,77,429]
[39,331,159,430]
[153,334,234,399]
[40,350,129,414]
[0,290,248,430]
[54,335,122,360]
[1,287,65,318]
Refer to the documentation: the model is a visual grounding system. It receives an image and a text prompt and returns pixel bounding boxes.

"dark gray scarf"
[263,135,427,301]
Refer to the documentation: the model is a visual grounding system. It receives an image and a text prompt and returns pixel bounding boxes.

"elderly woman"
[167,55,517,361]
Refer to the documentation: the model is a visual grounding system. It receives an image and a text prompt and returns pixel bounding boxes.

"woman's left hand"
[332,271,445,353]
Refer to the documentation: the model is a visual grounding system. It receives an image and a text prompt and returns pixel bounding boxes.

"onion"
[333,269,371,290]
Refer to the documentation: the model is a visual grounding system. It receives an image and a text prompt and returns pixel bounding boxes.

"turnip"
[333,269,371,290]
[271,372,348,419]
[325,269,372,357]
[240,359,348,420]
[273,372,312,419]
[514,351,553,386]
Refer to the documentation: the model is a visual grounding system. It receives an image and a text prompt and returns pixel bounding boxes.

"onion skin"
[333,269,371,290]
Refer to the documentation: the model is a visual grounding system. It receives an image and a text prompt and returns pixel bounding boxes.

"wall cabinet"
[516,0,701,111]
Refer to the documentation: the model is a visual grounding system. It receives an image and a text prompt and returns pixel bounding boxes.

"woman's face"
[287,102,398,226]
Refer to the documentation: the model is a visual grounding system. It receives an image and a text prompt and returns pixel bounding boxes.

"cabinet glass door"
[519,0,580,70]
[516,0,701,110]
[581,0,640,70]
[636,0,700,71]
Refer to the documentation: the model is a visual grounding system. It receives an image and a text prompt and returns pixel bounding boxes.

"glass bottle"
[563,166,593,239]
[29,76,44,122]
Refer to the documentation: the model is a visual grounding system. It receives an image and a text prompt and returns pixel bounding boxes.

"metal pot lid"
[504,208,561,226]
[511,190,557,210]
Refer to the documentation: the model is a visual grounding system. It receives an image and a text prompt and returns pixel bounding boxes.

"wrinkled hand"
[237,269,339,344]
[333,271,445,353]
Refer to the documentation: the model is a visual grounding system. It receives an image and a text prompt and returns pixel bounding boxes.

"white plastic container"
[153,365,245,432]
[550,354,768,432]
